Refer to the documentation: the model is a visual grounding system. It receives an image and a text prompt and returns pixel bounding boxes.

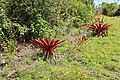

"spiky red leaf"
[76,36,88,43]
[39,39,48,49]
[30,40,40,47]
[50,39,55,46]
[88,24,97,31]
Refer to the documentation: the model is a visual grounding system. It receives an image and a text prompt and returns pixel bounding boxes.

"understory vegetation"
[0,0,120,80]
[96,2,120,16]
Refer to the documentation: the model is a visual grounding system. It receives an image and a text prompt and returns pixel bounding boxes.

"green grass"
[0,16,120,80]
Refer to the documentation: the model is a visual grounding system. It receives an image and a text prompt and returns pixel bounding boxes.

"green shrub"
[6,0,56,26]
[30,16,54,39]
[0,18,28,52]
[101,2,119,16]
[6,0,94,27]
[5,0,94,40]
[0,0,94,53]
[0,0,7,42]
[114,5,120,16]
[0,0,28,51]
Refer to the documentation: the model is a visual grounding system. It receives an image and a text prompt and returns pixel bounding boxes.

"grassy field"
[0,16,120,80]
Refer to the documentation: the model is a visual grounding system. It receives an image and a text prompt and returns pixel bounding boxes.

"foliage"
[0,0,94,52]
[0,0,28,52]
[1,2,120,80]
[30,39,65,59]
[30,17,54,39]
[0,18,28,52]
[0,16,120,80]
[114,5,120,16]
[2,39,16,54]
[76,36,89,43]
[87,18,112,37]
[93,18,103,23]
[101,2,119,16]
[6,0,94,27]
[0,0,7,43]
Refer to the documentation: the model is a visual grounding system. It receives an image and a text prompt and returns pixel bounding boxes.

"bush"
[0,0,7,42]
[114,8,120,16]
[114,5,120,16]
[0,0,94,53]
[0,18,28,52]
[101,2,119,16]
[6,0,94,27]
[5,0,94,40]
[30,16,54,39]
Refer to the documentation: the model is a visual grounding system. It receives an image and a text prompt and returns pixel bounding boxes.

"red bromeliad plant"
[93,18,103,23]
[30,39,65,59]
[87,19,112,37]
[93,18,100,22]
[76,36,89,43]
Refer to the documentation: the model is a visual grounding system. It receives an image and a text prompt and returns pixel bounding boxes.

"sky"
[94,0,120,5]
